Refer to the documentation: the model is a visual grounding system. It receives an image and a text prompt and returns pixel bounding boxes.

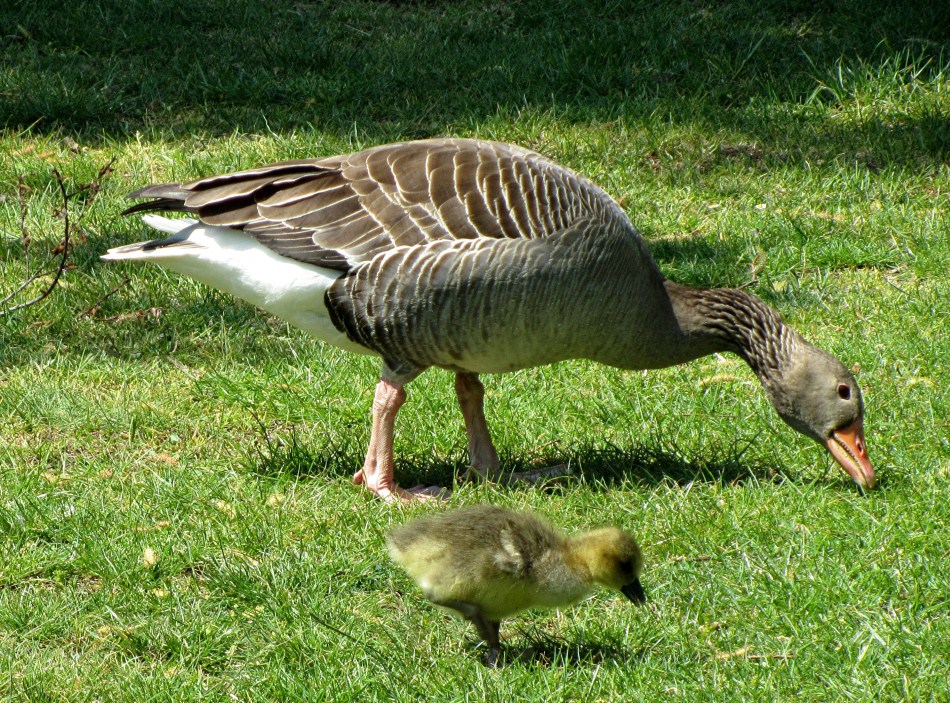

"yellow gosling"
[388,505,645,666]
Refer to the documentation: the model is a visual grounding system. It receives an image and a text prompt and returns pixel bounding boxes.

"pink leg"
[353,379,446,503]
[456,372,573,487]
[455,373,502,481]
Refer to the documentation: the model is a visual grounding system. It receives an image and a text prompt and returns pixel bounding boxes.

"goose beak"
[825,418,875,489]
[621,579,646,604]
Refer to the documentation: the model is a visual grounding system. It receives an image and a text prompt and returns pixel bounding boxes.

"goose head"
[764,340,874,489]
[668,283,875,489]
[571,528,646,603]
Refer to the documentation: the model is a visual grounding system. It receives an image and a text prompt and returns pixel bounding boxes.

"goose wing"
[124,138,623,271]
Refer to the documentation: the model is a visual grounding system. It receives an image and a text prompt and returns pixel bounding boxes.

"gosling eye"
[837,383,851,401]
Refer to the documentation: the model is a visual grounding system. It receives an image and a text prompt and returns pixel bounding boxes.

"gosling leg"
[432,596,503,666]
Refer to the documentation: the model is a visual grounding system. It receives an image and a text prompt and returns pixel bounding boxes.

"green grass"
[1,0,949,700]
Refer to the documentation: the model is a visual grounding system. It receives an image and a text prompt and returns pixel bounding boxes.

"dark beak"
[621,579,646,604]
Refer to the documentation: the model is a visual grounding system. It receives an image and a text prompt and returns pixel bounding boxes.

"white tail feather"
[142,215,198,234]
[101,214,363,352]
[101,216,201,261]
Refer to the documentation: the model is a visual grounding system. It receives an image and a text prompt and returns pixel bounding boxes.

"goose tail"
[101,216,203,261]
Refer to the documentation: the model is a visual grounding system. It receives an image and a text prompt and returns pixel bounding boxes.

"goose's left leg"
[455,373,571,485]
[455,373,502,481]
[353,378,446,503]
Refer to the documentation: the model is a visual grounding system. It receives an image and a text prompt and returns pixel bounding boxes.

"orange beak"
[824,418,875,489]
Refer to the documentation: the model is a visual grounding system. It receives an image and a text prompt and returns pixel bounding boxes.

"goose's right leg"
[353,378,446,503]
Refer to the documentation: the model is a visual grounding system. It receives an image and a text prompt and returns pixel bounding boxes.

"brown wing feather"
[123,138,622,272]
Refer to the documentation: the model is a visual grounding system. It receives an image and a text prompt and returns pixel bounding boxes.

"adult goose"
[104,138,874,501]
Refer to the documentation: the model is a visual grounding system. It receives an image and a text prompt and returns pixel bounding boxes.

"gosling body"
[388,505,645,665]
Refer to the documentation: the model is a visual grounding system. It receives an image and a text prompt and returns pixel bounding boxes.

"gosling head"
[764,339,874,490]
[575,527,646,604]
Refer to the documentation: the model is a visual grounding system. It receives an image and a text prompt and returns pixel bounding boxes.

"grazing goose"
[388,505,645,666]
[104,138,874,501]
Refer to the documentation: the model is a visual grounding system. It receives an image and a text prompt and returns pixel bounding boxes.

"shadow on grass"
[501,634,646,668]
[2,0,942,347]
[3,0,947,165]
[456,627,646,668]
[243,422,794,491]
[527,441,789,489]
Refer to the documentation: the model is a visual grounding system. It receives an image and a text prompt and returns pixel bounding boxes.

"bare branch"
[1,158,115,318]
[76,275,130,319]
[0,169,70,316]
[19,177,30,276]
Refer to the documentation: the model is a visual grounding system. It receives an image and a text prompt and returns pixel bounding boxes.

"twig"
[165,355,197,379]
[746,652,795,661]
[76,275,131,319]
[712,645,795,661]
[1,158,114,318]
[0,169,70,316]
[18,177,29,276]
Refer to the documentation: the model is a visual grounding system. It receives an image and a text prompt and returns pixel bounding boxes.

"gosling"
[387,505,646,666]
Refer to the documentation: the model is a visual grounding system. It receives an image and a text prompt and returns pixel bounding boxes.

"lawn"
[1,1,948,700]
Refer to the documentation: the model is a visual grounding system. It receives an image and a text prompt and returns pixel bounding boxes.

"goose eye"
[837,383,851,400]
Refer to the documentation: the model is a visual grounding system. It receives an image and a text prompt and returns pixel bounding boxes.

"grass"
[1,0,949,700]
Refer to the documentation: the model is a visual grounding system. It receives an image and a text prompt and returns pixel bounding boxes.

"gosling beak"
[621,579,646,604]
[824,418,875,489]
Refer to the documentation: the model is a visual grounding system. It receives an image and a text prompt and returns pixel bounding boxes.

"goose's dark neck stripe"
[667,282,794,381]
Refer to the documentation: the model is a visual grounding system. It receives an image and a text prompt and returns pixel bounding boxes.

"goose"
[387,504,645,666]
[103,138,874,501]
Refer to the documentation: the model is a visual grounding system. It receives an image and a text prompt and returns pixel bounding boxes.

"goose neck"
[665,281,796,386]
